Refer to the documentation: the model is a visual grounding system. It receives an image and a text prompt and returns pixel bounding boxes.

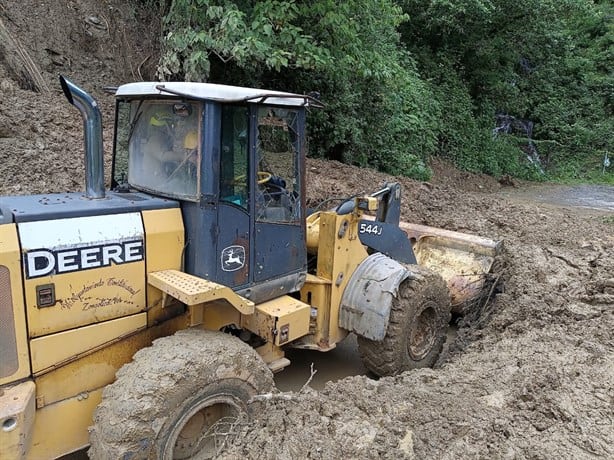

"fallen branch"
[0,18,49,93]
[137,55,150,81]
[544,248,580,269]
[249,362,318,403]
[475,274,501,327]
[299,362,318,393]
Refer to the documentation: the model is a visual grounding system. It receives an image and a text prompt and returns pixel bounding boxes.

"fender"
[339,253,410,341]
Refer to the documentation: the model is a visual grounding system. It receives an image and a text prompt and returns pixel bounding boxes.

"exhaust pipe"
[59,75,105,199]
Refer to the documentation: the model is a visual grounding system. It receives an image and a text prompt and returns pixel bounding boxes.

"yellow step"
[148,269,254,314]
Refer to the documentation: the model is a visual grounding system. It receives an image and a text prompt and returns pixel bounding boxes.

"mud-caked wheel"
[88,328,274,460]
[357,265,451,377]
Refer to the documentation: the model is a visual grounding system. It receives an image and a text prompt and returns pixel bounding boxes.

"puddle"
[276,327,459,391]
[500,184,614,212]
[275,334,367,391]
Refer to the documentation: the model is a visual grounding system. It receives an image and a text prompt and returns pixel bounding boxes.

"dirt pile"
[1,2,613,459]
[0,0,159,195]
[217,160,613,459]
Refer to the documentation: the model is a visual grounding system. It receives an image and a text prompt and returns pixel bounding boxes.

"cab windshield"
[114,100,201,200]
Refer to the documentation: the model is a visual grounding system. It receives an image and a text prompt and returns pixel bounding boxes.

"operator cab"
[112,82,320,303]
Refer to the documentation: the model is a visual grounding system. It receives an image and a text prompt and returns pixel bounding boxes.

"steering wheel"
[234,171,272,185]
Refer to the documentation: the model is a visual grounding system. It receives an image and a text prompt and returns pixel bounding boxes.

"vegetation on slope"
[152,0,613,183]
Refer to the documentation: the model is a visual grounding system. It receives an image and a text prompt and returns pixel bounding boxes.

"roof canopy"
[115,82,322,108]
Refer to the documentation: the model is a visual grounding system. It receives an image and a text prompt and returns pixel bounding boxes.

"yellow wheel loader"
[0,76,500,459]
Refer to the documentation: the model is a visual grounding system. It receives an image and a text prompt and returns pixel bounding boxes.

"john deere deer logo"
[221,245,246,272]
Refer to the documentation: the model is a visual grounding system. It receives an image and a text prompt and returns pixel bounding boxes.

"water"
[501,184,614,212]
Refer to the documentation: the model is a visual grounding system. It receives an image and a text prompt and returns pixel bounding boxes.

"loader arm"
[372,182,402,225]
[339,181,503,313]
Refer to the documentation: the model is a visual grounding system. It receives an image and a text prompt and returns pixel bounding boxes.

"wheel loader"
[0,76,500,459]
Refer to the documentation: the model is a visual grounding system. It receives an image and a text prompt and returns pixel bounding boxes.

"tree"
[154,0,613,181]
[158,0,329,82]
[398,0,613,180]
[157,0,439,179]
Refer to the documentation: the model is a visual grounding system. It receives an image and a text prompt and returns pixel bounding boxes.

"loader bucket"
[399,222,502,314]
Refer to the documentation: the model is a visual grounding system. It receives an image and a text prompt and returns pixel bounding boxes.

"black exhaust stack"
[59,75,105,199]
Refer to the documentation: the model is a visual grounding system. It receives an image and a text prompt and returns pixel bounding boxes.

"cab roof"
[115,82,322,108]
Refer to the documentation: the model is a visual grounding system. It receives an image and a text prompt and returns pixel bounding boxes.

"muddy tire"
[88,328,274,460]
[357,265,451,377]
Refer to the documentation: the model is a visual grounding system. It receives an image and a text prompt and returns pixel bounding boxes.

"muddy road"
[501,184,614,212]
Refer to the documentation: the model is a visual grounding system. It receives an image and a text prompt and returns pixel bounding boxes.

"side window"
[220,106,250,209]
[113,102,131,188]
[255,107,300,223]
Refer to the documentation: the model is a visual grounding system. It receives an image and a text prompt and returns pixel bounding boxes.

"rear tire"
[357,265,451,377]
[88,328,274,460]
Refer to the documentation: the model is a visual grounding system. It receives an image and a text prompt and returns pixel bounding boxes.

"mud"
[1,1,613,459]
[275,334,367,391]
[225,162,614,460]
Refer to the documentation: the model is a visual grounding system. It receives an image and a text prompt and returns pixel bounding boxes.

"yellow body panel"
[298,274,333,350]
[142,208,185,326]
[241,295,311,346]
[28,388,103,459]
[27,314,189,458]
[24,261,146,338]
[34,314,186,409]
[25,315,187,458]
[310,212,368,346]
[200,300,241,331]
[30,313,147,374]
[0,224,30,385]
[0,380,35,459]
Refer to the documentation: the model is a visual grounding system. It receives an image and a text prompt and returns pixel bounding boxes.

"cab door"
[216,105,251,289]
[215,104,306,301]
[252,106,306,285]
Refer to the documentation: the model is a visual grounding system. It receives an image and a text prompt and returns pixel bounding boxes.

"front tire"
[357,265,451,377]
[88,328,274,460]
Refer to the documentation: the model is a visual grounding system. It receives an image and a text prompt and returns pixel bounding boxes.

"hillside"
[1,1,612,459]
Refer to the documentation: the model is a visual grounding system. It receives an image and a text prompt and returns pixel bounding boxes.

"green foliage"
[158,0,329,81]
[292,0,438,178]
[155,0,613,182]
[399,0,613,181]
